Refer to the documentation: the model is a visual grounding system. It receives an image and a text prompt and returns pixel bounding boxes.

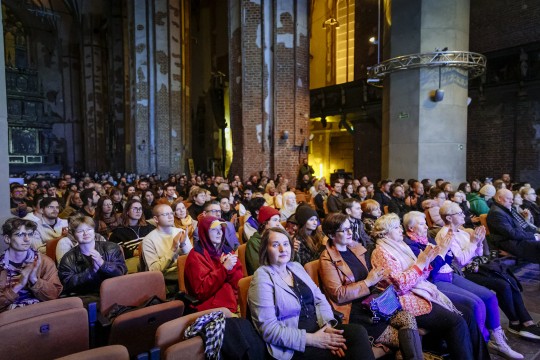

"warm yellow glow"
[224,86,233,176]
[319,163,323,179]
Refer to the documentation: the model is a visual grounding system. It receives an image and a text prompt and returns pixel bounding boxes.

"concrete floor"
[490,262,540,360]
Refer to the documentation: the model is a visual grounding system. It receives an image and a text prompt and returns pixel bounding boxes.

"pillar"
[0,6,10,221]
[228,0,310,185]
[127,0,188,176]
[383,0,470,183]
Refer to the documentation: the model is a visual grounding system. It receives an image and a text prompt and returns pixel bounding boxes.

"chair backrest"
[479,213,490,235]
[56,345,129,360]
[424,209,434,228]
[109,300,184,357]
[0,297,89,360]
[237,243,248,277]
[46,237,61,263]
[239,215,247,227]
[237,224,245,244]
[238,275,253,319]
[304,260,320,287]
[100,271,167,315]
[296,193,307,204]
[155,307,233,353]
[177,254,188,293]
[383,205,389,215]
[138,242,147,271]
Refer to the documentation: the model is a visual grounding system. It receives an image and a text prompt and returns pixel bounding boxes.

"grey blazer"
[247,261,335,360]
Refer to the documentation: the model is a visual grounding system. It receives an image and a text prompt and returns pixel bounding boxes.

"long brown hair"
[295,221,324,254]
[120,199,148,227]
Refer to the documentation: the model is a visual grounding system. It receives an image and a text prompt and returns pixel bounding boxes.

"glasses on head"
[157,212,174,217]
[75,228,94,235]
[13,231,34,238]
[336,227,352,233]
[130,207,143,212]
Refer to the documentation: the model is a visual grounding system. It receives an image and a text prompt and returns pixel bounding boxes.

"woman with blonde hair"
[279,191,297,221]
[370,214,476,360]
[263,183,277,208]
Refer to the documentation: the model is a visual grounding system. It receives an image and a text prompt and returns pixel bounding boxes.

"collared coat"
[248,262,335,360]
[319,241,371,324]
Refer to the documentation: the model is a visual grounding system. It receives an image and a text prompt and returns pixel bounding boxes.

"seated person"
[440,201,540,343]
[0,218,62,312]
[246,206,282,275]
[172,200,197,243]
[279,191,297,222]
[469,185,495,216]
[184,216,242,313]
[248,227,375,360]
[487,188,540,264]
[193,201,240,250]
[370,214,476,360]
[402,211,495,359]
[56,215,107,264]
[187,186,207,219]
[109,199,155,272]
[293,205,325,265]
[361,199,382,234]
[319,213,423,359]
[142,204,193,284]
[58,216,127,298]
[243,197,266,243]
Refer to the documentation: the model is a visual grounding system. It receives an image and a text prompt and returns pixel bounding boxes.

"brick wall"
[470,0,540,54]
[228,0,310,185]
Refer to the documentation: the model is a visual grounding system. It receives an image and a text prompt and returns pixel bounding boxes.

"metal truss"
[367,51,487,80]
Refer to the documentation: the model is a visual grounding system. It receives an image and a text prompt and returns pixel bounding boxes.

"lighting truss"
[367,51,487,81]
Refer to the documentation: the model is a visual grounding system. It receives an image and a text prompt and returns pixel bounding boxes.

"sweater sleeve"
[371,248,426,293]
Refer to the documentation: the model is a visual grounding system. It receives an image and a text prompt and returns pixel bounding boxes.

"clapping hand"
[472,226,486,244]
[220,253,238,271]
[435,233,452,257]
[416,246,436,269]
[89,250,105,272]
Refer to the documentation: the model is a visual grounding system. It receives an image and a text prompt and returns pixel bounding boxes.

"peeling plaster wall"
[128,0,186,175]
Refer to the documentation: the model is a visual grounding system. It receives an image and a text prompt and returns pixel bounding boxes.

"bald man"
[487,189,540,263]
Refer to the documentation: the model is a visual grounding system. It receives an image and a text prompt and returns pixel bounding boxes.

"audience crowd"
[3,166,540,359]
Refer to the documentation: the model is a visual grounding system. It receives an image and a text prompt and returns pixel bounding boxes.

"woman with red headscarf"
[184,215,243,313]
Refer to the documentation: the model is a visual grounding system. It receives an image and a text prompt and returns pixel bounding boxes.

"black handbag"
[361,285,402,323]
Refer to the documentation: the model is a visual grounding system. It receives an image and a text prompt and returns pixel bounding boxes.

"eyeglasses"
[336,227,352,233]
[157,212,174,217]
[206,209,222,214]
[45,205,60,210]
[130,207,143,212]
[446,211,464,216]
[75,228,94,235]
[13,231,34,238]
[528,192,536,196]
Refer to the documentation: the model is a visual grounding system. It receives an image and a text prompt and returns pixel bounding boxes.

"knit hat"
[295,205,318,227]
[479,184,496,197]
[286,214,298,225]
[257,206,280,224]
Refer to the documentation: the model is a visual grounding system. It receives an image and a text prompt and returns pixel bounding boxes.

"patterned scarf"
[406,231,428,245]
[376,237,461,315]
[184,310,226,360]
[510,207,536,231]
[0,249,40,310]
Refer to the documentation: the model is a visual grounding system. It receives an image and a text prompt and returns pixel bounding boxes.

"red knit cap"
[257,206,280,224]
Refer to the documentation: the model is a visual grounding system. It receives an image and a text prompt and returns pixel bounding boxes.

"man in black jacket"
[487,189,540,263]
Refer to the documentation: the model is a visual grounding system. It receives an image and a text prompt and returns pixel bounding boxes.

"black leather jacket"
[58,241,127,296]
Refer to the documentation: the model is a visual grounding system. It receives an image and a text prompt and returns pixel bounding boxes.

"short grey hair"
[439,201,461,225]
[403,211,425,231]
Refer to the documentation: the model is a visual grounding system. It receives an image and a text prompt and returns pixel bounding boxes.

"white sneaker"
[488,327,524,360]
